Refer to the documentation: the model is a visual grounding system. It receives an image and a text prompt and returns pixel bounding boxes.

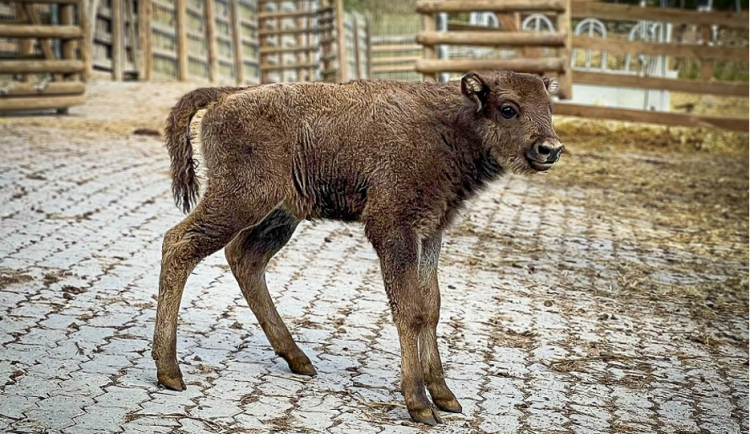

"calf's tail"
[165,86,245,214]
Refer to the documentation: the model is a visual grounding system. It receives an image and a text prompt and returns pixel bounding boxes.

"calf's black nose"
[532,139,563,163]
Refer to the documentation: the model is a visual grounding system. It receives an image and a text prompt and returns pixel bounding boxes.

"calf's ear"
[461,72,489,113]
[542,76,559,95]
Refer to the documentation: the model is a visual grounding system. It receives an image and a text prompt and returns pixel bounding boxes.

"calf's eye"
[500,105,517,119]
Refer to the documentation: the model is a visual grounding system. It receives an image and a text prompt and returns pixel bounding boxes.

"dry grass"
[552,119,748,262]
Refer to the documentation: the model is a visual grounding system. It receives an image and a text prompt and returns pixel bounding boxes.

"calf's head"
[460,70,562,174]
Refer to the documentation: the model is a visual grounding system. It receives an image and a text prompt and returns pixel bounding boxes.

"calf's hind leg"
[225,210,316,376]
[153,193,277,391]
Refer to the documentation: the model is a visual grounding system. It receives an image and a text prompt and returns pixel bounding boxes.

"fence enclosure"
[558,1,748,131]
[0,0,90,113]
[412,0,747,131]
[415,0,573,98]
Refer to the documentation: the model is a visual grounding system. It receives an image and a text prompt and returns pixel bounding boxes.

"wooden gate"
[0,0,90,113]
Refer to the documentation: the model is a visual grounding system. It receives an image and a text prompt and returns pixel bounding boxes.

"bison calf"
[153,71,562,425]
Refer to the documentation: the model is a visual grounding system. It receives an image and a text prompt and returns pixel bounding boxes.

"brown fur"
[153,71,562,425]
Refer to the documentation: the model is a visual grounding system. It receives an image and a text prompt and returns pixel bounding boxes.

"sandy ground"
[0,79,747,433]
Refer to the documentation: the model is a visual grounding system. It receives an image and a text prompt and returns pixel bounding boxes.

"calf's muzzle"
[527,138,563,171]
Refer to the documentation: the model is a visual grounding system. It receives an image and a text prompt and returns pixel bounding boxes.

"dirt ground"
[0,79,747,434]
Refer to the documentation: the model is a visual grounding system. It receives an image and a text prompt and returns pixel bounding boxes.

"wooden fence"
[558,1,748,131]
[0,0,90,113]
[369,34,421,80]
[87,0,368,84]
[413,0,748,131]
[258,0,317,83]
[415,0,573,98]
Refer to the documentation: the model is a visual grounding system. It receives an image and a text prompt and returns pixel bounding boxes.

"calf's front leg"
[368,225,442,425]
[419,234,462,413]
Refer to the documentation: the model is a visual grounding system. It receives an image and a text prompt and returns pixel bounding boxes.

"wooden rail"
[573,36,748,61]
[418,31,566,47]
[574,71,748,98]
[0,24,82,38]
[417,0,565,13]
[0,95,86,112]
[0,60,84,74]
[554,103,749,132]
[415,57,565,74]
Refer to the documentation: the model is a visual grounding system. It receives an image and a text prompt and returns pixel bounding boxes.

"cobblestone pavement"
[0,91,748,433]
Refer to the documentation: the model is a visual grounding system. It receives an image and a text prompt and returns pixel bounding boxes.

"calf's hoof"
[156,360,186,391]
[285,352,317,376]
[409,406,443,426]
[434,396,462,413]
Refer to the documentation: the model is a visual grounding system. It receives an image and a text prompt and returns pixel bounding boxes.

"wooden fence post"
[78,0,92,81]
[352,14,361,79]
[59,3,75,80]
[138,0,152,80]
[229,0,243,84]
[556,0,572,99]
[112,0,123,80]
[334,0,347,82]
[205,0,218,83]
[421,11,436,81]
[175,0,187,81]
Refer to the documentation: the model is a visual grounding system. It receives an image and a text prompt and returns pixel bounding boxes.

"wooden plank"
[260,45,317,54]
[112,0,123,80]
[0,24,82,39]
[571,2,748,30]
[0,60,84,73]
[205,0,218,82]
[139,0,152,80]
[573,70,749,98]
[372,44,421,52]
[415,57,565,74]
[175,0,187,80]
[259,27,316,36]
[372,56,420,65]
[335,0,347,82]
[260,62,317,71]
[230,0,242,84]
[259,10,313,19]
[417,31,566,47]
[0,81,85,96]
[0,94,86,112]
[556,0,572,99]
[554,102,748,132]
[417,0,565,13]
[573,35,748,61]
